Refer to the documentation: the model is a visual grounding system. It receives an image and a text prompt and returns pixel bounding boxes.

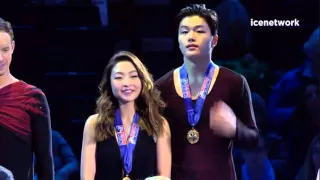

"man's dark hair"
[0,17,14,40]
[176,4,218,36]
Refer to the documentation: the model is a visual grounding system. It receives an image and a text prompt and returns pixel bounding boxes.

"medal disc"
[187,129,199,144]
[123,177,131,180]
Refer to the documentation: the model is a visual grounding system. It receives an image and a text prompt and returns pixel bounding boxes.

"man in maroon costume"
[156,4,259,180]
[0,17,54,180]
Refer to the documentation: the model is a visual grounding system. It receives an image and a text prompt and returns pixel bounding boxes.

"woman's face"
[312,141,320,170]
[110,61,142,104]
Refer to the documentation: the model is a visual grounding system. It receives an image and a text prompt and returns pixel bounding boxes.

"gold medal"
[122,176,131,180]
[187,128,199,144]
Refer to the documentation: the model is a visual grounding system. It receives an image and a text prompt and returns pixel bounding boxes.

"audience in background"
[34,130,79,180]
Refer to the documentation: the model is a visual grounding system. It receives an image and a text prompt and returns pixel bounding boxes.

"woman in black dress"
[80,51,171,180]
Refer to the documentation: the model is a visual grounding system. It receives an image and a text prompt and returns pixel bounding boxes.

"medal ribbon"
[179,61,215,127]
[114,108,140,177]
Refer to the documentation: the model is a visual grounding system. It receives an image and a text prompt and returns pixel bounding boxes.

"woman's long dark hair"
[95,51,166,141]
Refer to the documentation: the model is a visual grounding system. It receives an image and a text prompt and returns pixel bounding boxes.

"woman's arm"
[80,114,98,180]
[156,119,171,178]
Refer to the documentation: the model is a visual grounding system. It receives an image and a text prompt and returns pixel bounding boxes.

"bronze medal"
[187,128,199,144]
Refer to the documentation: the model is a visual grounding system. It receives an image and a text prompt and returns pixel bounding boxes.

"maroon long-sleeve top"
[156,66,259,180]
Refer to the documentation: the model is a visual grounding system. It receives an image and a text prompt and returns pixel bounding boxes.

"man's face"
[178,15,217,60]
[0,31,14,76]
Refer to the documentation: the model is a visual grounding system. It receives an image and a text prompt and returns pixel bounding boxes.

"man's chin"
[185,51,200,57]
[185,53,203,61]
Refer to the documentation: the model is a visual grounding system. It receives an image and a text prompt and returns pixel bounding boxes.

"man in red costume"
[0,17,54,180]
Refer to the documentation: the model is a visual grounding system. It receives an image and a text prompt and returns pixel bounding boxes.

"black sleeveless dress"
[95,130,157,180]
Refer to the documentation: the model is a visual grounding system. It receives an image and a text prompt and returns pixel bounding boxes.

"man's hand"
[210,101,237,138]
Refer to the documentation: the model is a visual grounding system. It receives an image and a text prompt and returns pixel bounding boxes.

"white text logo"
[250,19,300,27]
